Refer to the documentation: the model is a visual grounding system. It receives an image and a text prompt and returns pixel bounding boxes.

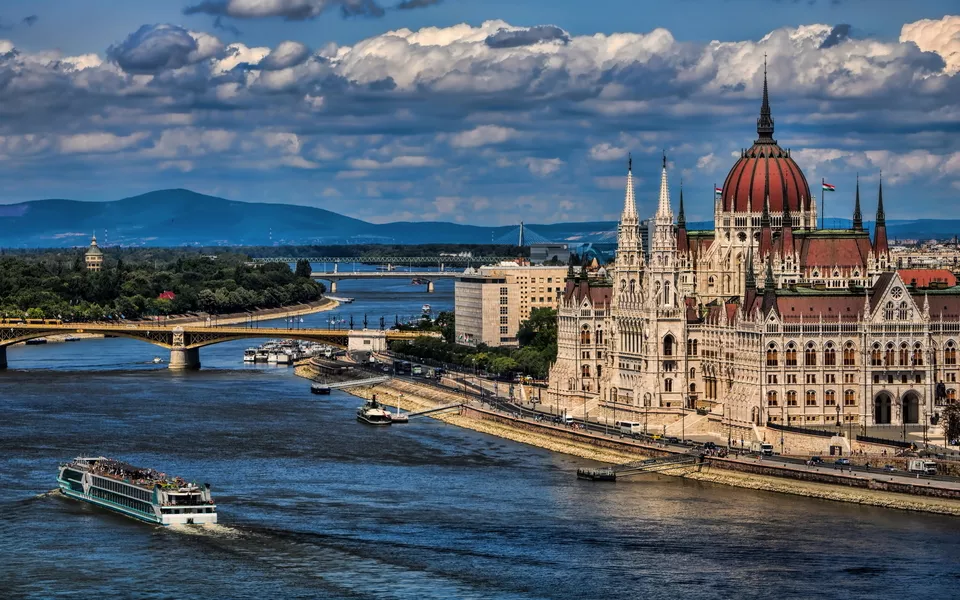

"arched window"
[913,343,924,366]
[885,343,895,366]
[663,335,674,357]
[663,280,671,306]
[596,365,602,378]
[898,301,909,320]
[766,343,779,367]
[690,367,696,380]
[664,378,673,392]
[767,391,778,407]
[693,340,698,355]
[629,279,636,293]
[844,389,856,406]
[785,343,797,367]
[824,343,836,366]
[899,343,909,366]
[805,390,817,406]
[581,364,590,378]
[946,341,957,365]
[843,342,856,366]
[687,339,693,355]
[708,276,715,290]
[786,391,798,406]
[825,390,836,406]
[595,329,603,344]
[580,327,591,345]
[950,389,957,401]
[884,301,894,320]
[805,342,817,367]
[871,343,882,366]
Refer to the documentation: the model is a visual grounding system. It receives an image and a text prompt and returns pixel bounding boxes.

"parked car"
[703,442,717,450]
[834,458,851,467]
[882,464,897,473]
[666,436,680,444]
[806,457,824,466]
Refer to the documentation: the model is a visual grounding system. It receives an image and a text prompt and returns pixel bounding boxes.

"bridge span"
[0,323,432,371]
[254,256,514,267]
[310,270,461,293]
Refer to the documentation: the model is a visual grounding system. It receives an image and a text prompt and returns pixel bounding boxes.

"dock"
[577,453,700,481]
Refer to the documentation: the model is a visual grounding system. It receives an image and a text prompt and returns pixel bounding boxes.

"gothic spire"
[876,171,885,227]
[677,179,686,228]
[745,243,756,291]
[656,152,672,220]
[853,173,863,231]
[622,153,637,218]
[874,171,889,256]
[756,54,776,143]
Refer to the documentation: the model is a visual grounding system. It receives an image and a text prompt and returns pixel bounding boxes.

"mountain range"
[0,189,956,248]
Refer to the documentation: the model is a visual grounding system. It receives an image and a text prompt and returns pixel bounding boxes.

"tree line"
[389,307,557,379]
[0,253,325,321]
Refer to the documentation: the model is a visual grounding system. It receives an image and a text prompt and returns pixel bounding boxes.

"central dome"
[719,66,812,215]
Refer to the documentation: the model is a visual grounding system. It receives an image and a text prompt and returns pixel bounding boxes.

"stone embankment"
[325,374,960,516]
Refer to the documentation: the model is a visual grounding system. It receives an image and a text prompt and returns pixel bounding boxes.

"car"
[806,456,824,466]
[703,442,717,450]
[666,436,680,444]
[834,458,851,466]
[650,434,663,441]
[883,464,897,473]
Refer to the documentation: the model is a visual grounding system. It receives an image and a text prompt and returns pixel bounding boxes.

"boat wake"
[167,522,244,538]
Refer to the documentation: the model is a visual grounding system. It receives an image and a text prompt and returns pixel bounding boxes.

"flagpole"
[820,177,824,230]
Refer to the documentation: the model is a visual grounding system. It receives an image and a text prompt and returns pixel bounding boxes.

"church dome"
[719,66,812,215]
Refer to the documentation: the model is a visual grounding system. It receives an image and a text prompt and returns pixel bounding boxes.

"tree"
[517,307,557,350]
[295,259,313,279]
[942,403,960,444]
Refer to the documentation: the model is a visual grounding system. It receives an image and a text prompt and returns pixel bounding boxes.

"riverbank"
[321,374,960,516]
[28,298,340,344]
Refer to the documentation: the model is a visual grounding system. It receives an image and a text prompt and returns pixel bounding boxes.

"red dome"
[720,143,812,214]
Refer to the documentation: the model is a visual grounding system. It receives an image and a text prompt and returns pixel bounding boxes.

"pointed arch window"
[767,391,778,407]
[885,343,895,366]
[663,335,674,357]
[844,390,856,406]
[766,343,779,367]
[913,343,924,366]
[899,343,909,366]
[804,342,817,367]
[824,343,836,366]
[871,343,882,367]
[785,343,797,367]
[946,341,956,365]
[843,342,856,366]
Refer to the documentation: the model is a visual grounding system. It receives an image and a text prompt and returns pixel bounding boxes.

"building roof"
[563,278,612,308]
[798,231,872,269]
[899,269,957,289]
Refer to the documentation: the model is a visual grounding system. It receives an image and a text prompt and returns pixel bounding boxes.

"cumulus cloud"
[819,24,851,49]
[449,125,516,148]
[695,153,720,171]
[525,157,563,177]
[58,132,148,154]
[184,0,386,20]
[589,143,627,161]
[260,40,311,70]
[107,24,222,73]
[901,15,960,75]
[484,25,570,49]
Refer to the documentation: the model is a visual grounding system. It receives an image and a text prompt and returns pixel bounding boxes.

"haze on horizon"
[0,0,957,227]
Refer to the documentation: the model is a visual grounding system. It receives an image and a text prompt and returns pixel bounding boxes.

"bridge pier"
[427,281,435,293]
[169,347,201,371]
[330,281,337,294]
[0,346,6,370]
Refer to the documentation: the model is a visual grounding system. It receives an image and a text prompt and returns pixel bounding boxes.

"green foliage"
[0,251,327,321]
[389,308,557,379]
[295,259,313,278]
[942,403,960,443]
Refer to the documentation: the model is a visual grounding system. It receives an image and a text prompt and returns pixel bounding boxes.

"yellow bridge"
[0,322,432,370]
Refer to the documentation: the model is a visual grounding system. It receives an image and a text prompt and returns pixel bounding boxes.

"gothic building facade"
[548,74,958,440]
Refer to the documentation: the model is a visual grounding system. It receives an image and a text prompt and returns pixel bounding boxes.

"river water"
[2,275,960,599]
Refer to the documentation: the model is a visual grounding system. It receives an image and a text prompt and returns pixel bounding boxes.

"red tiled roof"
[799,235,871,269]
[158,291,176,300]
[898,269,957,288]
[563,279,612,307]
[774,295,864,322]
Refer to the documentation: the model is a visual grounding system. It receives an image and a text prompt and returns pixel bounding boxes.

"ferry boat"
[243,348,257,362]
[57,457,217,526]
[311,383,331,395]
[356,396,393,426]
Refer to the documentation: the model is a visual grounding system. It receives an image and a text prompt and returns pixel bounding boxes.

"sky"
[0,0,957,226]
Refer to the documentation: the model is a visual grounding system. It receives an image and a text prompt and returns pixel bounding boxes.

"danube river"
[2,276,960,599]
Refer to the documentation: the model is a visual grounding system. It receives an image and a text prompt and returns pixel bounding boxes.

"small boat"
[357,395,393,426]
[63,335,80,342]
[152,357,164,364]
[243,348,257,362]
[421,304,431,314]
[311,383,331,395]
[25,338,48,345]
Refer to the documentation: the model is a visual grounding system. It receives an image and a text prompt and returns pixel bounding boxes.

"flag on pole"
[714,187,723,196]
[822,182,836,192]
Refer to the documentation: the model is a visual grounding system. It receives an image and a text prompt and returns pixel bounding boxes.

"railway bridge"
[0,322,432,371]
[309,270,461,293]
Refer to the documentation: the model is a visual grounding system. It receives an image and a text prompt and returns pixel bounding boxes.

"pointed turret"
[745,243,756,291]
[759,196,773,256]
[852,173,863,231]
[778,181,794,256]
[676,179,688,253]
[622,153,637,218]
[756,55,776,144]
[761,259,778,314]
[874,173,889,256]
[656,151,672,221]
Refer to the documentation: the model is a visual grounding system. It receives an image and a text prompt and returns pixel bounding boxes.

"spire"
[677,179,689,254]
[677,179,686,227]
[761,258,778,314]
[656,152,672,220]
[852,173,863,231]
[759,195,773,256]
[745,243,756,291]
[756,54,776,143]
[622,154,637,218]
[874,172,889,256]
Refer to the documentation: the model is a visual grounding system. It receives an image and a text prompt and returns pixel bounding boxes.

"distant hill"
[0,189,955,248]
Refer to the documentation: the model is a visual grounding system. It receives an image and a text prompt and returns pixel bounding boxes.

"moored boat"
[243,348,257,362]
[25,338,47,345]
[356,395,393,425]
[311,383,331,395]
[57,457,217,526]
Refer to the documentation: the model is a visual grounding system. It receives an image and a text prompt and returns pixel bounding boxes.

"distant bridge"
[252,256,517,267]
[0,322,433,371]
[310,270,462,293]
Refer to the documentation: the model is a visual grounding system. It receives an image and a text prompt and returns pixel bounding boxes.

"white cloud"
[900,16,960,75]
[695,152,720,171]
[589,143,627,161]
[58,132,148,154]
[525,157,563,177]
[349,155,440,169]
[449,125,517,148]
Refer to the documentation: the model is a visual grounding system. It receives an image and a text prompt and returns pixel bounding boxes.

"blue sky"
[0,0,957,225]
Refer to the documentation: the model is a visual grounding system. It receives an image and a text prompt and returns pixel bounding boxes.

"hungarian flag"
[822,182,836,192]
[715,187,723,196]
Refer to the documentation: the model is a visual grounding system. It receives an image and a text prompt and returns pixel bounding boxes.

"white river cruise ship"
[57,457,217,526]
